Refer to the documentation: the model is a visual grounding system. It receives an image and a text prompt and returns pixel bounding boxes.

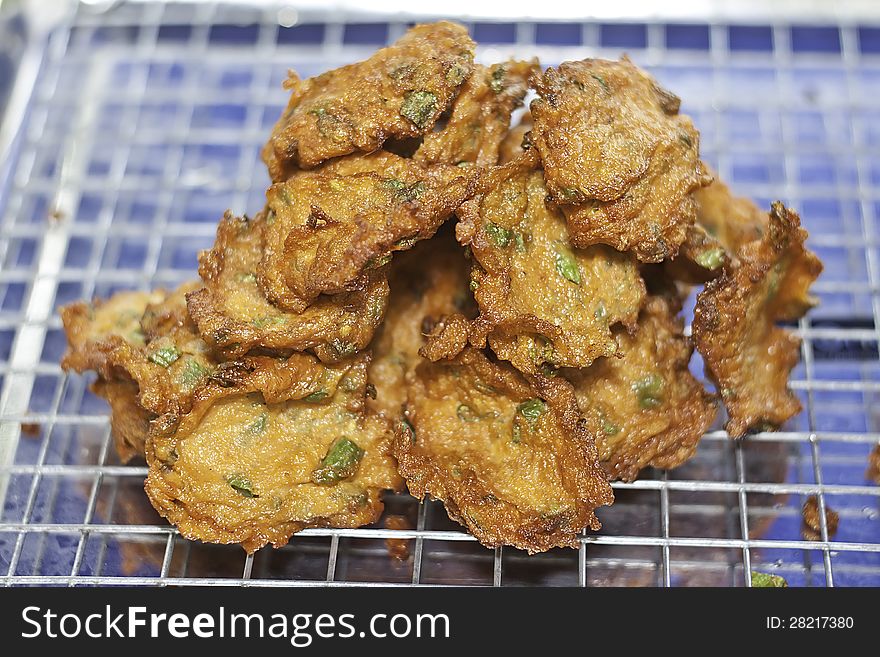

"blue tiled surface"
[1,17,879,585]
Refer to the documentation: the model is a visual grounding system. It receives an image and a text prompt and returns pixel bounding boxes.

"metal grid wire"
[1,1,880,587]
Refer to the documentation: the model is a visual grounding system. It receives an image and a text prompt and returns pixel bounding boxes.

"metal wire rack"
[1,1,879,587]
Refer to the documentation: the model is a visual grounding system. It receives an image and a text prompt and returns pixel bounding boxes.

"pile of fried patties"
[61,21,822,554]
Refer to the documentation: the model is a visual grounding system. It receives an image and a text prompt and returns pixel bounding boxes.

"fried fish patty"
[259,152,478,311]
[61,283,218,461]
[262,21,475,180]
[457,152,645,374]
[414,60,538,168]
[366,228,475,421]
[564,297,717,481]
[530,58,709,262]
[62,283,216,417]
[393,347,613,553]
[692,202,822,437]
[145,352,402,553]
[186,210,389,361]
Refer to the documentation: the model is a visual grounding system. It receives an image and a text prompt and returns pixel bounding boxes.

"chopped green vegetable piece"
[446,65,466,84]
[695,247,725,270]
[383,179,424,203]
[400,418,416,443]
[227,474,257,498]
[179,359,210,388]
[303,390,328,403]
[395,234,419,249]
[594,302,607,320]
[485,222,512,248]
[751,571,788,588]
[244,412,268,436]
[236,272,257,283]
[457,404,480,422]
[555,249,581,285]
[400,90,437,129]
[489,66,506,93]
[591,74,609,91]
[600,414,620,435]
[368,254,392,269]
[311,437,364,485]
[633,374,664,409]
[469,279,479,291]
[679,133,693,148]
[148,345,181,368]
[511,423,522,444]
[517,398,546,425]
[252,315,286,329]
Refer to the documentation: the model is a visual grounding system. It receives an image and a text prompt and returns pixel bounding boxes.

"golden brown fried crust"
[62,283,216,421]
[801,495,839,541]
[530,57,709,262]
[145,352,403,553]
[262,21,475,179]
[259,152,478,311]
[457,152,645,374]
[91,378,152,463]
[498,111,532,165]
[186,210,389,361]
[414,60,538,168]
[564,297,717,481]
[694,172,767,255]
[866,444,880,484]
[366,229,475,421]
[693,202,822,438]
[393,347,613,554]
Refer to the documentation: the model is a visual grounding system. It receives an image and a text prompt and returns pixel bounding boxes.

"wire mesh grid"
[1,1,880,587]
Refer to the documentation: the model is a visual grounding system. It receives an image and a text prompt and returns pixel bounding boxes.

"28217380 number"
[784,617,853,629]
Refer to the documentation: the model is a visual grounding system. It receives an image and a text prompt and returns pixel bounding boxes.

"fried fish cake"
[694,172,766,255]
[530,58,709,262]
[145,352,402,553]
[393,347,613,553]
[366,229,475,420]
[564,297,717,481]
[62,282,216,418]
[186,210,389,361]
[61,283,217,461]
[259,152,478,311]
[414,60,538,167]
[457,152,645,374]
[692,202,822,438]
[262,21,475,180]
[60,288,164,374]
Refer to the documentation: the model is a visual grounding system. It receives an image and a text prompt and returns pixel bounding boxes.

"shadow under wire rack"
[1,0,880,587]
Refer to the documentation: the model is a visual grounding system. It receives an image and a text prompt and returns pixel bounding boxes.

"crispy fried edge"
[692,202,822,438]
[392,347,613,553]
